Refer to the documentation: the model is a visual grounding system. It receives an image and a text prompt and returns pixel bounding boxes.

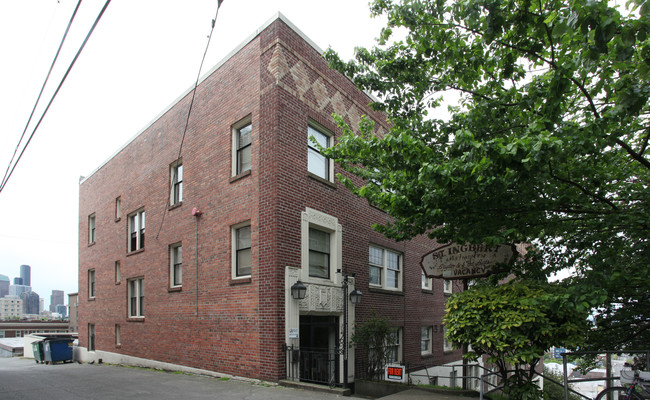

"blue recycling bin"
[43,339,73,364]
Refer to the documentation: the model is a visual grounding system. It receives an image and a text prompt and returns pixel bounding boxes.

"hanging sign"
[421,243,516,279]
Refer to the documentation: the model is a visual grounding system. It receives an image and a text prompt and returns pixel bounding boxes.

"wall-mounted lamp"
[290,280,307,300]
[349,288,363,305]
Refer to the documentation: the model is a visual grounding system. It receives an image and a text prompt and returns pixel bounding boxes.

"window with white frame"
[443,279,453,294]
[300,208,341,283]
[232,223,251,278]
[387,328,402,364]
[421,326,433,354]
[115,196,121,220]
[115,261,121,284]
[309,228,330,279]
[128,209,145,252]
[170,242,182,287]
[88,269,95,298]
[88,323,95,351]
[369,245,402,290]
[128,277,144,318]
[170,160,183,205]
[307,124,332,181]
[422,270,432,290]
[115,324,121,346]
[443,326,453,352]
[88,213,96,244]
[233,120,252,175]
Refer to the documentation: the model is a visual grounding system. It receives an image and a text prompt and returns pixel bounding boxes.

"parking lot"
[0,357,351,400]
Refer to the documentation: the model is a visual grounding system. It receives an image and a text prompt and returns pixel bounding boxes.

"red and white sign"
[385,364,406,382]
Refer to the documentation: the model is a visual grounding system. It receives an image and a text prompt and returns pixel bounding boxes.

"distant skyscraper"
[0,274,9,298]
[13,277,23,285]
[55,304,67,318]
[20,264,31,286]
[21,291,39,315]
[9,284,30,298]
[50,290,65,313]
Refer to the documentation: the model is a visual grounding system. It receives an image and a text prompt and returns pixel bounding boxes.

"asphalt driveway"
[0,357,350,400]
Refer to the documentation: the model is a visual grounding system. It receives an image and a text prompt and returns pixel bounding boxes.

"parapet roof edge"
[80,12,319,184]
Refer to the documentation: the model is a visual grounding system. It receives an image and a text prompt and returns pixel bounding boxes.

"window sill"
[230,277,251,285]
[115,281,121,285]
[127,317,145,322]
[115,344,122,349]
[126,248,145,257]
[421,289,434,294]
[88,297,96,302]
[168,286,182,292]
[421,352,434,359]
[168,201,182,211]
[308,172,336,188]
[88,242,96,247]
[115,217,121,223]
[369,287,404,296]
[230,169,251,183]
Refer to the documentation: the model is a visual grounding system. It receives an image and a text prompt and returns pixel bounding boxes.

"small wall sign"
[288,328,299,339]
[385,364,406,382]
[421,243,516,279]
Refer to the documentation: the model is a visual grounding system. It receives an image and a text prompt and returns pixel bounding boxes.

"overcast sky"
[0,0,387,309]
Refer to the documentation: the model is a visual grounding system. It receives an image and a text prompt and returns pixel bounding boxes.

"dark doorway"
[299,315,340,385]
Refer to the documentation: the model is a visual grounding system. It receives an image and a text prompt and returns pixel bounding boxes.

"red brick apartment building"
[78,14,464,388]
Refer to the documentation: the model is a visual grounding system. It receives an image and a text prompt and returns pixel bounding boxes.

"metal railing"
[283,344,341,387]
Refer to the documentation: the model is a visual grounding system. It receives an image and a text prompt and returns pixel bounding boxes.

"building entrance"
[299,315,340,385]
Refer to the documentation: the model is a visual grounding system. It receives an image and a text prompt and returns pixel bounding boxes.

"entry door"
[299,315,339,385]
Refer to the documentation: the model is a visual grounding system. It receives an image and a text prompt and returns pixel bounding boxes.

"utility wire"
[155,0,225,240]
[0,0,111,194]
[1,0,83,191]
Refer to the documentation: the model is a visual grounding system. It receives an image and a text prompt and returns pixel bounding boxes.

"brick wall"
[78,16,461,382]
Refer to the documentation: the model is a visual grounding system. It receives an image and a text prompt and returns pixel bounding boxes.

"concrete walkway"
[377,388,480,399]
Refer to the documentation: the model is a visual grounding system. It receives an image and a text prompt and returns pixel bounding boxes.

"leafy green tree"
[444,280,591,399]
[324,0,650,350]
[351,311,398,380]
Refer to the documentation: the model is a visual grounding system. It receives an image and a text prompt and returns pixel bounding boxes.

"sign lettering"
[421,243,516,279]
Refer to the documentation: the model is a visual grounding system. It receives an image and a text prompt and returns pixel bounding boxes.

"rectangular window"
[309,228,330,278]
[235,123,252,174]
[128,277,144,318]
[115,197,121,220]
[170,161,183,205]
[443,326,453,352]
[88,269,95,298]
[369,245,402,290]
[170,243,182,287]
[128,209,145,252]
[234,225,251,277]
[88,323,95,351]
[115,324,121,346]
[115,261,121,284]
[307,124,331,180]
[422,270,432,290]
[444,279,453,294]
[421,326,432,354]
[387,328,402,364]
[88,214,96,244]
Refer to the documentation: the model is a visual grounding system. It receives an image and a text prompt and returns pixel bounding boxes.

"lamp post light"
[342,273,361,389]
[290,280,307,300]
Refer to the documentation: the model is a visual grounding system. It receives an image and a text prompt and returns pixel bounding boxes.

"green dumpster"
[32,340,44,364]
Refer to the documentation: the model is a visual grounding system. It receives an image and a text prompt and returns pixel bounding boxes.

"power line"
[1,0,83,191]
[155,0,225,240]
[0,0,112,194]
